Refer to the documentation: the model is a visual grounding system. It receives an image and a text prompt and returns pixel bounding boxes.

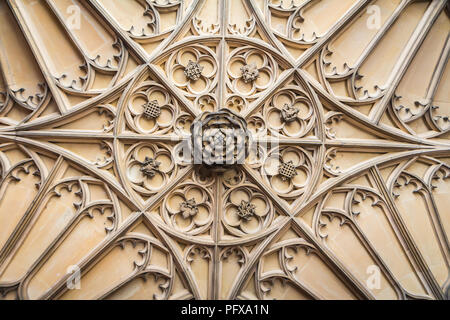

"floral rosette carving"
[223,186,273,236]
[126,81,177,135]
[163,184,213,235]
[261,146,313,199]
[264,87,316,138]
[191,108,251,170]
[166,45,218,97]
[126,143,176,196]
[227,47,277,100]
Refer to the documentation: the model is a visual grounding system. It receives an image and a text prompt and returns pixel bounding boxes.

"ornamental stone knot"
[140,156,160,178]
[191,108,251,171]
[278,160,297,181]
[237,200,256,221]
[240,63,259,83]
[281,103,299,123]
[143,100,161,119]
[180,198,199,218]
[184,60,204,81]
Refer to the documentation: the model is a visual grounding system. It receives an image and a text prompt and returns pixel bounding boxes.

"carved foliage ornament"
[241,63,260,83]
[184,60,204,81]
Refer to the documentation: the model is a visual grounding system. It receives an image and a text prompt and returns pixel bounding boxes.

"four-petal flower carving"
[224,187,272,235]
[266,88,316,138]
[127,81,177,135]
[126,144,175,195]
[227,48,277,98]
[140,156,161,178]
[168,46,218,96]
[164,185,213,234]
[262,147,312,198]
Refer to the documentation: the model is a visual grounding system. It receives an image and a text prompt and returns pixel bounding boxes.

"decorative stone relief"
[191,108,251,170]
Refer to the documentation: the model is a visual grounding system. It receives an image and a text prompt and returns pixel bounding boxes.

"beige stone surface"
[0,0,449,300]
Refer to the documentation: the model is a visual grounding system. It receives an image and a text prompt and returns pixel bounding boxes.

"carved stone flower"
[224,188,271,234]
[128,82,176,134]
[127,144,175,193]
[184,60,204,81]
[191,108,250,169]
[236,200,256,221]
[240,63,259,83]
[263,147,311,196]
[180,198,199,218]
[266,89,315,138]
[165,186,212,233]
[139,156,160,178]
[169,46,217,95]
[228,48,276,96]
[280,103,300,123]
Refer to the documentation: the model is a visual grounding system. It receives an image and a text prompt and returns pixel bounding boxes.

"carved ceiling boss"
[191,108,251,170]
